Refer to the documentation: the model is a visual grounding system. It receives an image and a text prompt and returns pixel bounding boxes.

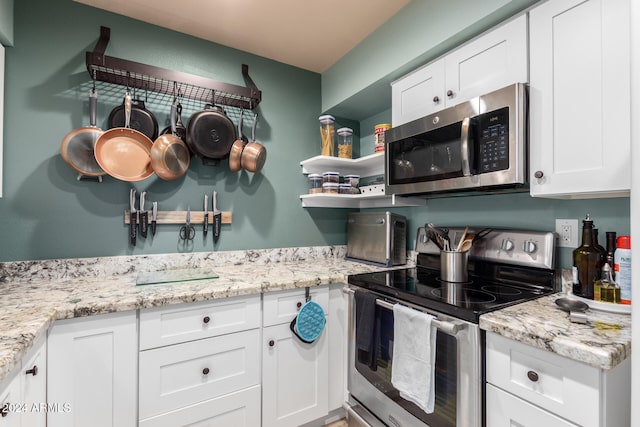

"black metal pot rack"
[86,26,261,110]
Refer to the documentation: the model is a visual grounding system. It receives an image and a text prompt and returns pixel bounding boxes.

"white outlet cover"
[555,219,579,248]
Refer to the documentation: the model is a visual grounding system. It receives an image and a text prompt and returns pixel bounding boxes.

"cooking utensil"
[94,90,155,181]
[289,288,326,344]
[456,226,469,252]
[241,112,267,173]
[129,189,137,246]
[213,191,221,243]
[60,87,106,178]
[179,207,195,241]
[186,93,236,165]
[203,194,209,237]
[229,109,247,172]
[139,191,148,238]
[108,93,159,140]
[427,223,450,250]
[150,98,190,180]
[151,201,158,236]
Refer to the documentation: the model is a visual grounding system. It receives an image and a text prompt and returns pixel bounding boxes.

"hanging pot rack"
[85,26,262,110]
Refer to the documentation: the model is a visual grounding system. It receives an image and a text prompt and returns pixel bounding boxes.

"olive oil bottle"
[594,263,620,303]
[572,214,604,299]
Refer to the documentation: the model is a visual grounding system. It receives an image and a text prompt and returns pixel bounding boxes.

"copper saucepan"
[241,112,267,173]
[150,98,190,180]
[229,109,247,172]
[94,90,154,181]
[60,88,106,178]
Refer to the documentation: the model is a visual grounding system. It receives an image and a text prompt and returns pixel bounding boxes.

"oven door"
[344,286,482,427]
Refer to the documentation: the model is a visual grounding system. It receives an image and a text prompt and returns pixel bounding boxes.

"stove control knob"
[523,240,537,254]
[501,239,514,251]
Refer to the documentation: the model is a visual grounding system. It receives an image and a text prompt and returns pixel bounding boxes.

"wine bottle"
[572,214,604,299]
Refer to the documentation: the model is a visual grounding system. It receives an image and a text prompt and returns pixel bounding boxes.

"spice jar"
[337,127,353,159]
[322,171,340,184]
[322,182,339,194]
[319,115,335,156]
[308,173,323,194]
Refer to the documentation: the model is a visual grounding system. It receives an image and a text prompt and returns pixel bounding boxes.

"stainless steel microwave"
[385,83,528,196]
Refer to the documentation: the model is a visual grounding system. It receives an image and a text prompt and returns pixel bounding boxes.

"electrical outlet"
[555,219,579,248]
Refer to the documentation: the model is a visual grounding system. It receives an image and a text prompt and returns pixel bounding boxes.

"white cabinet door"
[529,0,630,198]
[21,336,47,427]
[392,14,528,127]
[139,385,261,427]
[0,370,21,427]
[328,284,348,412]
[391,59,445,126]
[47,311,138,427]
[445,14,528,106]
[262,322,329,427]
[486,384,579,427]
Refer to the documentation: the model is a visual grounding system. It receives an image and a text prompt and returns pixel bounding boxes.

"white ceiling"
[74,0,411,73]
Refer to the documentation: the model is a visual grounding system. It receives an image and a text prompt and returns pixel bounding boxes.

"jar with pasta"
[337,127,353,159]
[319,115,335,156]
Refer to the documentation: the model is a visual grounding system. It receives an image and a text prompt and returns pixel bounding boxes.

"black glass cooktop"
[347,265,554,323]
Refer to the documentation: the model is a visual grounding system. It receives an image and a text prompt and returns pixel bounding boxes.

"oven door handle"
[342,287,464,335]
[460,116,471,176]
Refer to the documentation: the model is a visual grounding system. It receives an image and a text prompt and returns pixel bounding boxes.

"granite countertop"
[0,246,385,384]
[480,293,632,371]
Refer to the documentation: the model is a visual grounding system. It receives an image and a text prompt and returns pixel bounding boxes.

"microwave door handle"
[460,117,471,176]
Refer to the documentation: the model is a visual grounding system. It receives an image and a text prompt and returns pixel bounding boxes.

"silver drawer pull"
[527,370,539,382]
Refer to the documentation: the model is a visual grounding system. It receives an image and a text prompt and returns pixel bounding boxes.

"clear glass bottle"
[605,231,617,279]
[572,214,604,299]
[319,115,335,156]
[593,263,620,303]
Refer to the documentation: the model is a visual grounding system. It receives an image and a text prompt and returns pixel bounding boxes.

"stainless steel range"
[344,227,558,427]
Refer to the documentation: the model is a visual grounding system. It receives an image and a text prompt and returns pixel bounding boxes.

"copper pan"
[240,112,267,173]
[150,98,190,180]
[60,88,106,177]
[229,109,247,172]
[94,90,154,181]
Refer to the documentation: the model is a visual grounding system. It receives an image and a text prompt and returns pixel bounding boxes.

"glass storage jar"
[308,173,323,194]
[322,182,339,194]
[344,174,360,188]
[322,171,340,184]
[319,115,335,156]
[337,127,353,159]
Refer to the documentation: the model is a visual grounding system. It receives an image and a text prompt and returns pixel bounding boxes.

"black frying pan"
[186,102,236,165]
[108,97,159,141]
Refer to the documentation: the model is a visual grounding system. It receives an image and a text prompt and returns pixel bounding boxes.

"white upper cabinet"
[529,0,630,198]
[392,14,528,126]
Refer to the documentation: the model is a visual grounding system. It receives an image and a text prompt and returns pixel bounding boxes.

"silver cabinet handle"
[460,117,471,176]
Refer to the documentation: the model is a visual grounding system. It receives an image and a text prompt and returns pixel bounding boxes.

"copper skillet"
[94,90,154,181]
[150,98,190,180]
[60,88,106,178]
[241,112,267,173]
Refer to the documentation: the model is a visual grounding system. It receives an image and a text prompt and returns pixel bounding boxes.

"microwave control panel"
[478,107,509,174]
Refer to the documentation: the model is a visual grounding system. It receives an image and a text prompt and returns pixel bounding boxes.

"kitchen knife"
[203,194,209,237]
[129,189,137,246]
[151,201,158,236]
[213,191,221,243]
[139,191,148,238]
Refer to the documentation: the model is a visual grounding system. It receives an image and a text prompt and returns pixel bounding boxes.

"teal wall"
[0,0,349,262]
[0,0,13,46]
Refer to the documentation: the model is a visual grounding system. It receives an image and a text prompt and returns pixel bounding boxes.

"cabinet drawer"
[139,294,261,350]
[486,332,599,427]
[263,286,329,327]
[139,385,261,427]
[139,329,260,419]
[486,384,579,427]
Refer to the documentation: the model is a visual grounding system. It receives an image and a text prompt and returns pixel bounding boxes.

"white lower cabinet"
[47,310,138,427]
[262,287,330,427]
[138,294,262,425]
[486,332,631,427]
[0,335,46,427]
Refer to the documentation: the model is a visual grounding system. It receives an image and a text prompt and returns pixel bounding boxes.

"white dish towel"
[391,303,437,414]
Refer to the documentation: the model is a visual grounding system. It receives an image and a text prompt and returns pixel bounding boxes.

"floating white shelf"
[300,193,426,208]
[300,152,385,176]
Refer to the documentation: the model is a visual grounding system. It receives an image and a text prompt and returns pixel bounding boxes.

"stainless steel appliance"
[346,212,407,267]
[385,83,528,196]
[344,227,557,427]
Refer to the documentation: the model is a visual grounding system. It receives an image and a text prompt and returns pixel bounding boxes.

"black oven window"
[355,306,458,427]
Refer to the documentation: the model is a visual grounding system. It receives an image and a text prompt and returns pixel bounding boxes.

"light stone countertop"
[0,247,632,385]
[480,293,632,370]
